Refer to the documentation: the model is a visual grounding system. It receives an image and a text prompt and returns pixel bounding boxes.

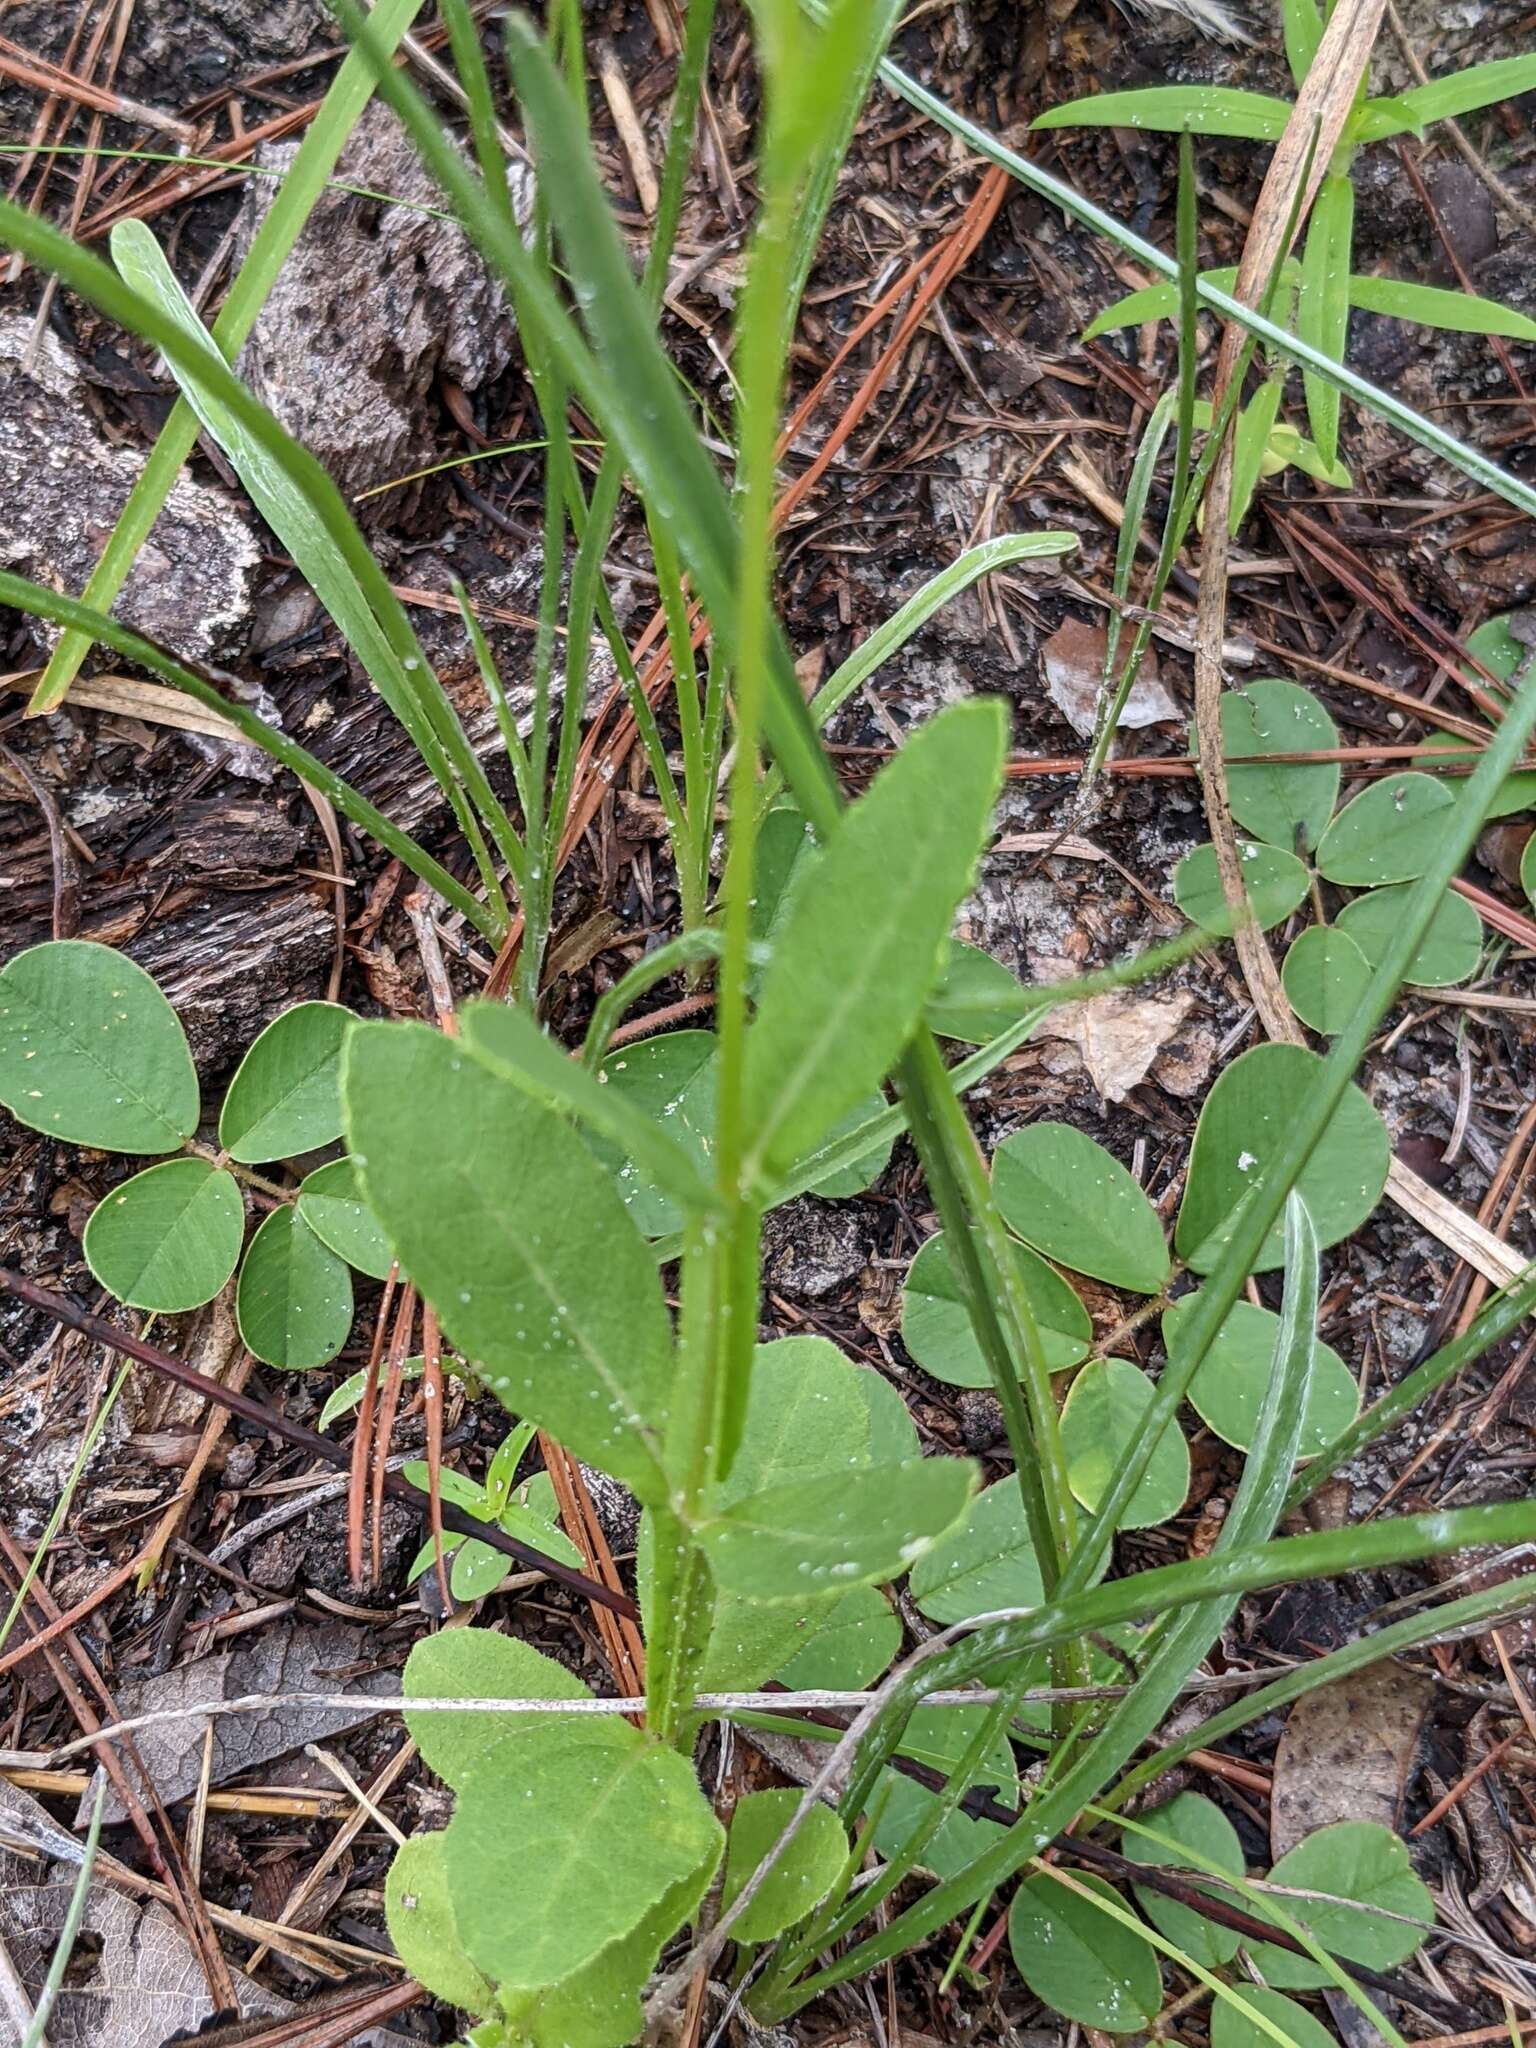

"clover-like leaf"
[1249,1819,1433,1989]
[1009,1871,1161,2033]
[1219,678,1340,854]
[1174,841,1310,936]
[235,1204,353,1369]
[1060,1359,1190,1529]
[1281,925,1372,1035]
[774,1584,901,1689]
[993,1123,1170,1294]
[591,1029,716,1238]
[927,940,1028,1042]
[720,1788,847,1942]
[908,1478,1044,1625]
[344,1020,674,1504]
[1212,1987,1337,2048]
[871,1705,1016,1879]
[1164,1293,1358,1455]
[742,699,1005,1185]
[218,1000,350,1161]
[385,1833,496,2019]
[296,1156,394,1279]
[1315,772,1455,885]
[1175,1044,1389,1273]
[902,1231,1091,1386]
[83,1157,243,1313]
[1337,883,1482,988]
[699,1457,977,1602]
[1120,1792,1245,1968]
[0,940,197,1153]
[445,1727,723,1992]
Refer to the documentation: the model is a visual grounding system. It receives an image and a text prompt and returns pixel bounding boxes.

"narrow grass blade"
[877,59,1536,524]
[22,1779,105,2048]
[28,0,426,715]
[1297,172,1354,467]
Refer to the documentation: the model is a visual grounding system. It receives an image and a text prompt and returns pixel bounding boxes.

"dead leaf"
[1270,1661,1433,1859]
[1040,616,1180,739]
[1041,989,1195,1103]
[0,1777,284,2048]
[79,1623,398,1826]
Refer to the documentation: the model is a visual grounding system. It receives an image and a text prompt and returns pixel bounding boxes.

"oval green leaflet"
[1314,772,1456,886]
[1060,1358,1190,1529]
[296,1156,394,1279]
[1163,1292,1359,1456]
[218,999,351,1161]
[235,1203,353,1370]
[992,1122,1170,1294]
[1247,1820,1433,1990]
[1336,883,1482,988]
[1118,1790,1246,1968]
[902,1230,1091,1385]
[1219,678,1340,857]
[83,1156,244,1313]
[720,1788,847,1943]
[908,1478,1045,1624]
[1280,924,1371,1035]
[1008,1870,1162,2033]
[1174,840,1311,936]
[0,939,198,1154]
[1175,1043,1389,1274]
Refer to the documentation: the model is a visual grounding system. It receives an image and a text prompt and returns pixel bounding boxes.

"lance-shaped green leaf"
[1315,771,1456,885]
[236,1205,353,1369]
[460,999,716,1229]
[1220,678,1340,854]
[1173,840,1310,936]
[903,1230,1091,1385]
[1229,375,1285,532]
[741,699,1005,1187]
[1298,174,1354,469]
[445,1728,723,1991]
[1281,0,1323,85]
[218,1000,351,1162]
[385,1833,496,2019]
[296,1157,393,1279]
[992,1123,1170,1294]
[1083,263,1242,340]
[720,1788,847,1943]
[0,940,197,1153]
[1349,273,1536,341]
[1281,925,1372,1035]
[1061,1359,1190,1529]
[1176,1043,1389,1273]
[1354,54,1536,139]
[698,1456,977,1601]
[343,1020,673,1503]
[1034,85,1292,139]
[1337,883,1482,987]
[1008,1871,1162,2033]
[83,1158,243,1313]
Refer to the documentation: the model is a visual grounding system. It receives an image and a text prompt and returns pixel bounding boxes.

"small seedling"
[404,1420,583,1601]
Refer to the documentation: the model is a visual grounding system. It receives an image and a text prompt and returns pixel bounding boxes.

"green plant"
[1169,655,1536,1020]
[404,1419,583,1600]
[7,5,1536,2048]
[1037,21,1536,528]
